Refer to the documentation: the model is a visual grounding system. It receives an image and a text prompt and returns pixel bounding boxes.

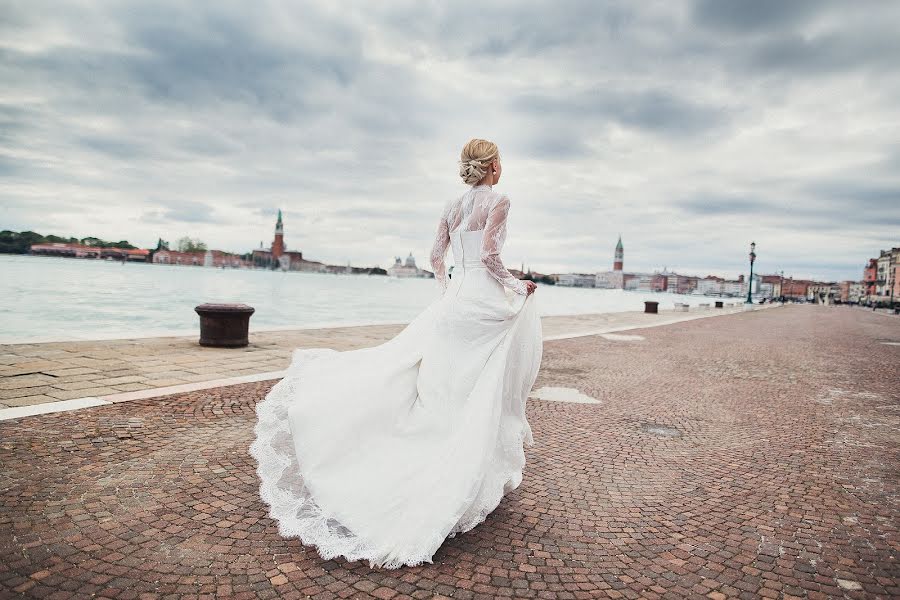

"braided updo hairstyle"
[458,138,499,185]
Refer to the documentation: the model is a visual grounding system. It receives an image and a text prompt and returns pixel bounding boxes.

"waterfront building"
[782,279,811,300]
[807,282,840,304]
[876,250,891,296]
[863,258,878,299]
[613,235,623,271]
[251,210,325,271]
[153,249,247,268]
[31,243,149,261]
[882,247,900,301]
[595,270,624,289]
[626,274,654,291]
[760,274,784,298]
[722,279,745,296]
[697,276,723,296]
[893,264,900,300]
[666,273,699,295]
[557,273,596,287]
[697,275,746,297]
[595,236,626,289]
[650,273,668,292]
[387,253,429,278]
[839,281,865,303]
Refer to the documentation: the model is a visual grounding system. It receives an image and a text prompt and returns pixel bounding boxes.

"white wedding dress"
[250,184,543,569]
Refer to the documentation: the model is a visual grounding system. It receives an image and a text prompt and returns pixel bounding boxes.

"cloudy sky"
[2,0,898,281]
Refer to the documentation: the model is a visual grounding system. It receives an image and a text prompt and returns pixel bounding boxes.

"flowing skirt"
[249,268,543,568]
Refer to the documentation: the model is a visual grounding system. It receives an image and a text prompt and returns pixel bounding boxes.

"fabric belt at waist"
[454,262,487,270]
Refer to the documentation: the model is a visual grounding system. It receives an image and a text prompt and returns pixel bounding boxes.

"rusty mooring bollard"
[194,303,255,347]
[644,301,659,314]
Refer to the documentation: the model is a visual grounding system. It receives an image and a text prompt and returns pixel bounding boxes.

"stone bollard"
[194,303,255,347]
[674,303,689,312]
[699,303,710,310]
[644,301,659,314]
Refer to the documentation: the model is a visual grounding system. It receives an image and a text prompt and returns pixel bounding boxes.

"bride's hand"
[525,281,537,296]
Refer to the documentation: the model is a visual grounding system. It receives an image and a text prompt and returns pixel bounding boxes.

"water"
[0,255,726,343]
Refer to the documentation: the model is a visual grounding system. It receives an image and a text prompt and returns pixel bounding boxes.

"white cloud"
[1,0,898,281]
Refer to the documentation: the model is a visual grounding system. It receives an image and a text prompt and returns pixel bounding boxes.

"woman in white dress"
[250,138,543,569]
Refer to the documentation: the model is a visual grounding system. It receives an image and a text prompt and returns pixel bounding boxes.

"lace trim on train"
[248,349,533,569]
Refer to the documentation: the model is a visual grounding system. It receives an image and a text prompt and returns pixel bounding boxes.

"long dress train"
[249,184,542,568]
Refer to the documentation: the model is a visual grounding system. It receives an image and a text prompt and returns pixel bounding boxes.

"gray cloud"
[515,88,732,139]
[1,0,898,282]
[691,0,828,33]
[140,199,224,225]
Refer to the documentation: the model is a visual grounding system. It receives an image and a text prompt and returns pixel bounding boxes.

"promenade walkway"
[1,305,897,598]
[0,304,756,419]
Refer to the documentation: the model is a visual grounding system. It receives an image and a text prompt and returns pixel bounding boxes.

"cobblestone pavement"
[0,306,750,409]
[1,305,897,599]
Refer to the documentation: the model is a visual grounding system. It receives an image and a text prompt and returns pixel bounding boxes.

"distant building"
[808,282,840,304]
[388,253,429,278]
[876,251,890,296]
[251,209,325,272]
[839,280,865,303]
[650,273,668,292]
[595,235,626,289]
[697,275,746,297]
[863,258,878,299]
[893,264,900,300]
[666,273,699,295]
[625,274,653,291]
[153,249,247,268]
[557,273,596,287]
[595,270,623,289]
[613,235,623,271]
[877,247,900,300]
[760,274,785,299]
[31,243,149,261]
[782,279,811,300]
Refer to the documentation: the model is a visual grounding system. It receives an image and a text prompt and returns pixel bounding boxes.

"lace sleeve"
[429,201,451,293]
[481,195,527,295]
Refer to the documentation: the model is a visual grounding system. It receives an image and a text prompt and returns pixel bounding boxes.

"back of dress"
[430,185,527,296]
[251,182,542,570]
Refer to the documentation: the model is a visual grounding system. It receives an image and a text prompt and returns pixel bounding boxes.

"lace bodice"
[430,185,527,295]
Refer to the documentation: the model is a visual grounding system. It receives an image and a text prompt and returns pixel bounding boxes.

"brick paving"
[0,306,748,409]
[1,305,897,599]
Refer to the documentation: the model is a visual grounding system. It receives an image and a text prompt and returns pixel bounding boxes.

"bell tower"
[272,209,285,259]
[613,235,623,271]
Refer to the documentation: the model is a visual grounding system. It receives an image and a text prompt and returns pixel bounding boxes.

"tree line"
[0,230,138,254]
[0,231,214,256]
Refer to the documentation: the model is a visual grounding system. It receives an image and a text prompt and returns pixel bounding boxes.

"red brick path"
[1,306,898,599]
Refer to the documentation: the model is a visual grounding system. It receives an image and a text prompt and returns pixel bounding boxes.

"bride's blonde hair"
[459,138,499,185]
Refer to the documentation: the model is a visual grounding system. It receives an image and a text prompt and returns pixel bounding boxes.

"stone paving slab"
[1,305,898,599]
[0,306,755,409]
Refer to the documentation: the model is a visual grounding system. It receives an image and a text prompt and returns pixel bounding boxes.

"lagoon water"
[0,255,723,343]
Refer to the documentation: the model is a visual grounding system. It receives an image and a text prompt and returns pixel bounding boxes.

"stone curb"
[0,304,780,422]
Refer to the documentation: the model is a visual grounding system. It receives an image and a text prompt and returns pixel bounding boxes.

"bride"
[250,138,543,569]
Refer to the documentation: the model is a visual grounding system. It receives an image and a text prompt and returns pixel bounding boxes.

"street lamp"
[746,242,756,304]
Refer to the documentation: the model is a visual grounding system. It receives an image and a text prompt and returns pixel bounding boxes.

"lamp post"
[746,242,756,304]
